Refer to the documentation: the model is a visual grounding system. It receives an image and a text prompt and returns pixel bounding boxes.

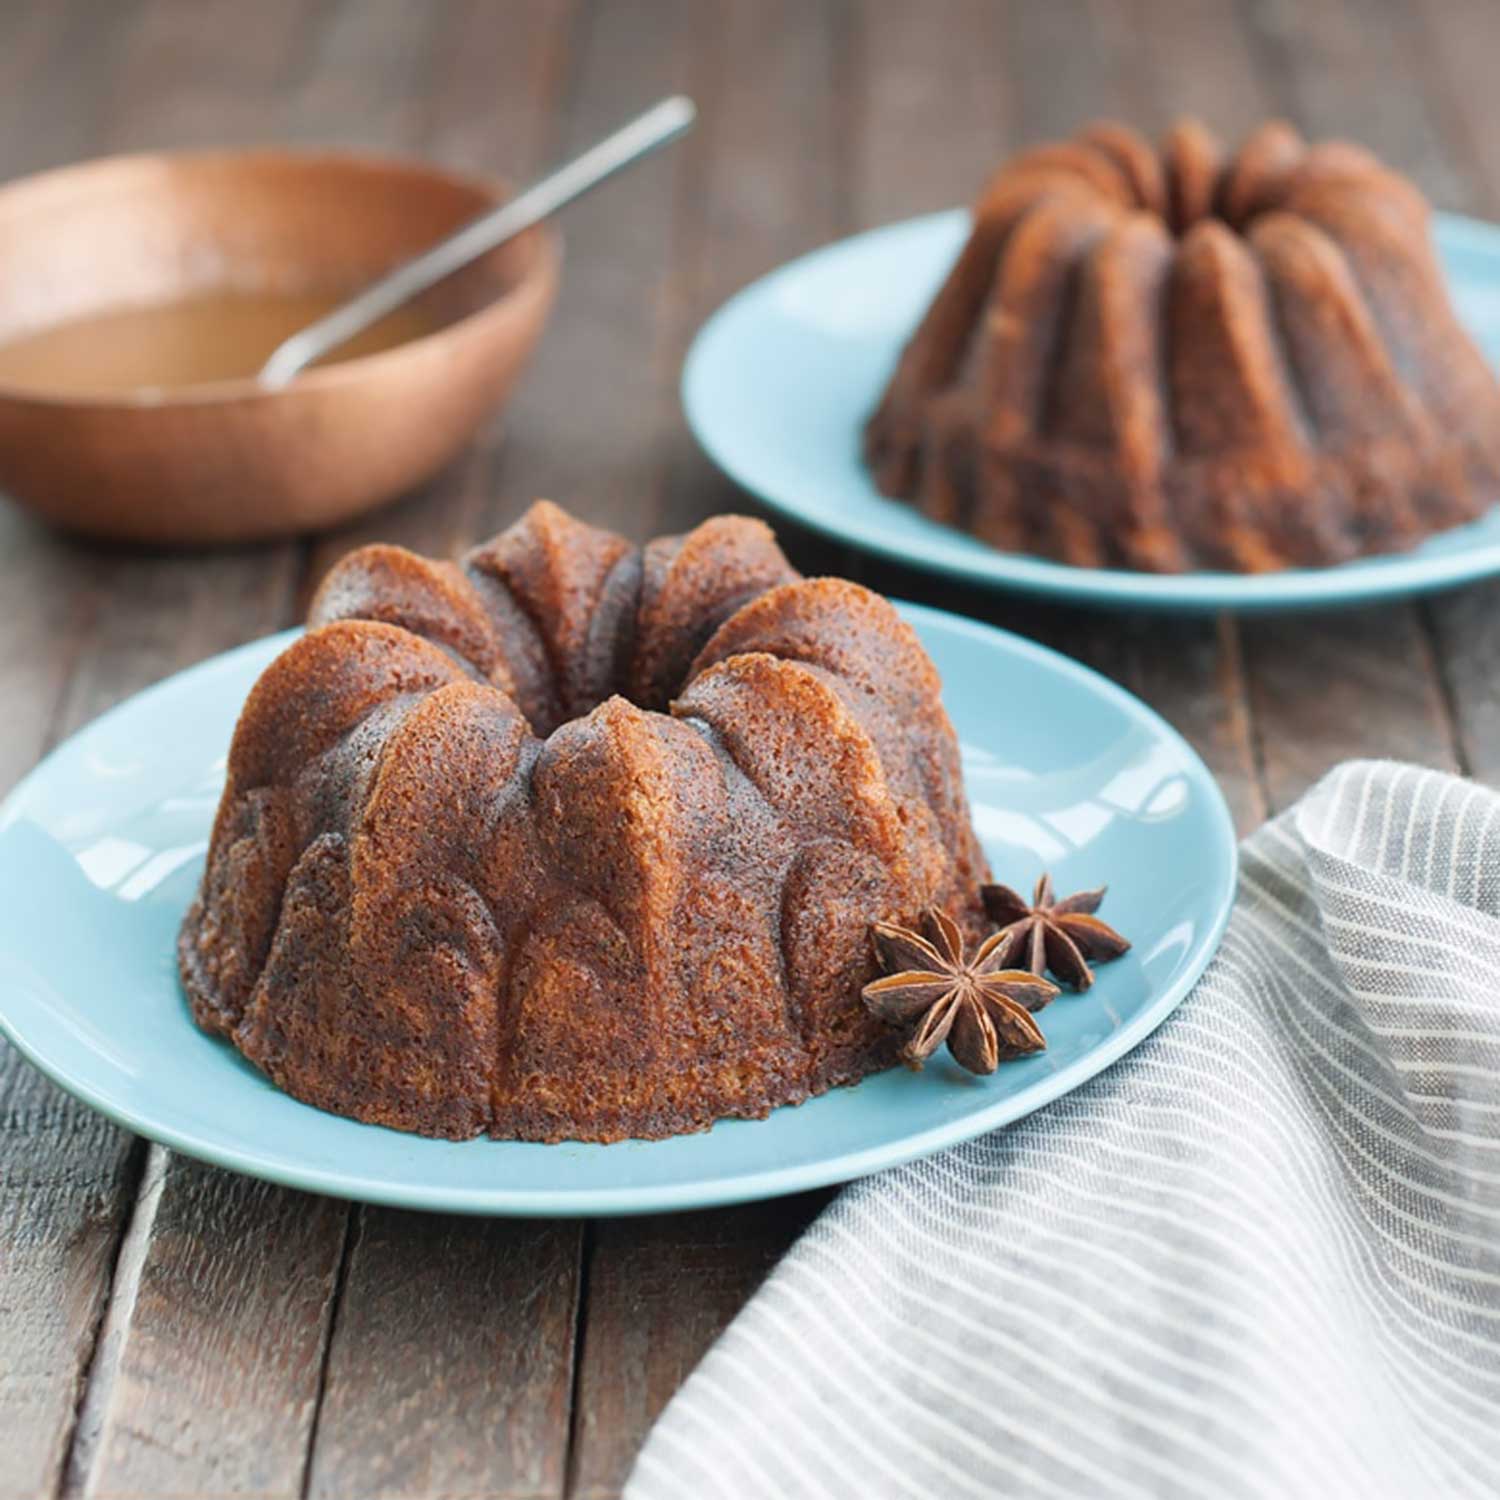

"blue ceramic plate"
[683,209,1500,611]
[0,609,1235,1216]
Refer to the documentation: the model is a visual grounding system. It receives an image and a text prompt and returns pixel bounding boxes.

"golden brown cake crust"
[865,118,1500,573]
[179,502,989,1143]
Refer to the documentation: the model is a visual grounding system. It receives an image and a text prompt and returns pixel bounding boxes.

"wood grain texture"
[1412,0,1500,217]
[0,0,140,796]
[0,506,87,797]
[1240,0,1473,208]
[568,1195,832,1500]
[0,1047,139,1500]
[1119,0,1271,137]
[73,1158,346,1500]
[1425,589,1500,785]
[1242,609,1460,810]
[306,1213,582,1500]
[94,0,315,148]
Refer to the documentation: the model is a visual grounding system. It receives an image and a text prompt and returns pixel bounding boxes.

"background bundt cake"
[865,118,1500,573]
[179,501,989,1143]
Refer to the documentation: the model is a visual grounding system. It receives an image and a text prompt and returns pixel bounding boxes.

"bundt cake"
[178,501,989,1143]
[865,118,1500,572]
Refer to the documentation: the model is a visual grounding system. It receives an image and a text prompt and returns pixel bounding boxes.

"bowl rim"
[0,144,563,411]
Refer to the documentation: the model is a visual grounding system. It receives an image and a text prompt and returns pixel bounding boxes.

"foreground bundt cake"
[179,501,989,1142]
[866,118,1500,572]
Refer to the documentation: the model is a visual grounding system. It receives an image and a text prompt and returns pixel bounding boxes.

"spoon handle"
[259,95,697,387]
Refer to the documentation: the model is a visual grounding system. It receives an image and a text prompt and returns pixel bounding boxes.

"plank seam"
[1415,600,1471,779]
[1230,0,1302,121]
[56,1140,160,1500]
[296,1202,357,1500]
[830,0,859,248]
[1221,611,1274,824]
[562,1222,596,1500]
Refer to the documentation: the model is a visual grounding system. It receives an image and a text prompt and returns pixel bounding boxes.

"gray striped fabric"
[627,761,1500,1500]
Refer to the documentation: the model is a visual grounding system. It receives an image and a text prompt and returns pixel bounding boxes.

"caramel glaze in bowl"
[0,149,560,545]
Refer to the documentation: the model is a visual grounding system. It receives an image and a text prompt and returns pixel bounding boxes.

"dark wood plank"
[69,1159,346,1500]
[419,0,576,178]
[0,509,89,798]
[1243,609,1459,809]
[280,0,440,147]
[568,1194,832,1500]
[1425,588,1500,786]
[852,0,1006,224]
[0,0,148,796]
[1120,612,1267,835]
[0,1032,139,1500]
[1411,0,1500,216]
[90,0,316,147]
[1116,0,1271,138]
[306,1214,582,1500]
[50,545,298,739]
[1240,0,1472,209]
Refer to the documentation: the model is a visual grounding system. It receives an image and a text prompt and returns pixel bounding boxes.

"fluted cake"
[178,501,989,1142]
[866,118,1500,572]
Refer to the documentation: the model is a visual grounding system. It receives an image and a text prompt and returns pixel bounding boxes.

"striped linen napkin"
[627,760,1500,1500]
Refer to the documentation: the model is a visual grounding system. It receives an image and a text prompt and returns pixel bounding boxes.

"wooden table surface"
[5,1,1500,1496]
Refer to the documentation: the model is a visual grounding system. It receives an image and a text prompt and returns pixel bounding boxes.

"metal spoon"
[258,94,697,388]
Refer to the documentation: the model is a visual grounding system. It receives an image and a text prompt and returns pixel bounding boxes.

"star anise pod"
[862,907,1056,1075]
[980,873,1130,991]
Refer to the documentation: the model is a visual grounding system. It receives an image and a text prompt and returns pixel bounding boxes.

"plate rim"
[0,608,1238,1215]
[681,205,1500,613]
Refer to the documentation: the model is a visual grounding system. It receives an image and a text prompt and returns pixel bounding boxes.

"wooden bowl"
[0,150,560,544]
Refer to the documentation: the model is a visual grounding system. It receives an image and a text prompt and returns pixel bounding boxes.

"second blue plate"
[683,208,1500,612]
